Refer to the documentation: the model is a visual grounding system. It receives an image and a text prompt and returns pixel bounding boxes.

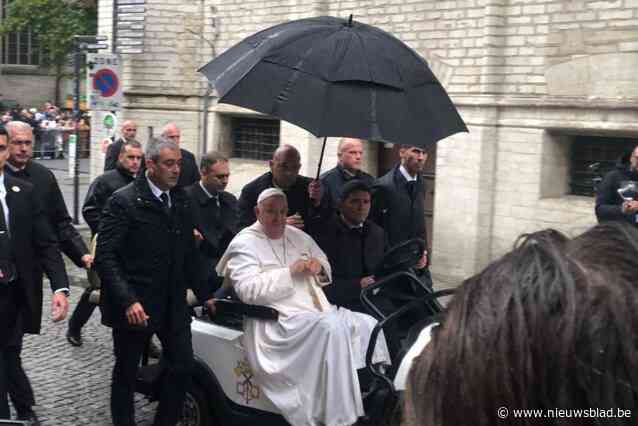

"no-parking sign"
[87,53,123,111]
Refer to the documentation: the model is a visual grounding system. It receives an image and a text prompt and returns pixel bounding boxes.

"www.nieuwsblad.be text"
[497,407,631,420]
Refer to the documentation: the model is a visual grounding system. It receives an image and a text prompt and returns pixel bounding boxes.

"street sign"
[117,39,143,46]
[85,43,109,50]
[118,14,145,21]
[103,112,118,138]
[117,31,144,38]
[87,53,123,111]
[117,22,144,29]
[118,5,145,13]
[114,0,145,54]
[116,48,144,54]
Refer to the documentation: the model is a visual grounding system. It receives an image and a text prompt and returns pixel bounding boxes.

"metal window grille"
[1,0,40,66]
[570,136,638,196]
[231,117,280,161]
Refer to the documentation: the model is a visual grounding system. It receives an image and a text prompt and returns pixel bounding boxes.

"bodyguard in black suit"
[95,137,214,426]
[315,181,386,311]
[161,123,200,188]
[320,138,374,209]
[184,152,238,294]
[3,121,86,424]
[66,141,143,346]
[103,120,139,171]
[315,181,401,356]
[0,128,69,422]
[371,145,429,270]
[237,145,331,238]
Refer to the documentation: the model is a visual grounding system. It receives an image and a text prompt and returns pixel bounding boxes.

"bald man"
[237,144,332,238]
[104,120,138,171]
[320,138,374,208]
[161,123,200,187]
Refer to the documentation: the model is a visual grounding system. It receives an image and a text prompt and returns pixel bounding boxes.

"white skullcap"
[257,188,287,205]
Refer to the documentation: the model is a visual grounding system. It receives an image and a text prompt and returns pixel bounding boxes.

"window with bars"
[1,0,40,66]
[569,136,638,196]
[231,117,280,161]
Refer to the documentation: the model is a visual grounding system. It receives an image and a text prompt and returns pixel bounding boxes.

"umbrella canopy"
[198,15,467,148]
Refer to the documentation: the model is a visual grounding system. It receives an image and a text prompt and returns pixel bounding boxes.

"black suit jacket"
[5,161,89,269]
[184,183,238,290]
[2,174,69,334]
[95,176,209,331]
[104,137,126,172]
[315,216,386,309]
[320,165,375,209]
[82,165,136,234]
[177,148,200,188]
[370,165,427,249]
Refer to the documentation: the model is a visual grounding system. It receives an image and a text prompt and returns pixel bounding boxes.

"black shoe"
[66,329,83,347]
[17,410,41,426]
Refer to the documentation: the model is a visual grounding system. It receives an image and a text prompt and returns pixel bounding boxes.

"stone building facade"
[94,0,638,285]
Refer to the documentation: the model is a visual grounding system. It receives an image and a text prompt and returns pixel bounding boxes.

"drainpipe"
[201,83,213,154]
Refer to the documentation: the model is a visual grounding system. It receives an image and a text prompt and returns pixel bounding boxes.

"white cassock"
[216,222,391,426]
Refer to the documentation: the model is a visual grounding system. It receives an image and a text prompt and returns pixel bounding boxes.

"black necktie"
[160,193,170,214]
[407,181,417,199]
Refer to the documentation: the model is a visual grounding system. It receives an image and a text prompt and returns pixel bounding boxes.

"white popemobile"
[134,238,451,426]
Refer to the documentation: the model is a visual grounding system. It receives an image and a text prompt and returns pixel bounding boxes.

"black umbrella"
[198,15,468,178]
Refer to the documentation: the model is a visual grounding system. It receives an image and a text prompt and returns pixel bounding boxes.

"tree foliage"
[0,0,97,69]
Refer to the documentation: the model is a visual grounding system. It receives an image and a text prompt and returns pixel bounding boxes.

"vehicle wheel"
[179,382,212,426]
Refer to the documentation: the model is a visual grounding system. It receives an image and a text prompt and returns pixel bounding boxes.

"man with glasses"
[0,124,73,425]
[184,151,238,295]
[237,144,332,238]
[161,123,200,187]
[596,145,638,228]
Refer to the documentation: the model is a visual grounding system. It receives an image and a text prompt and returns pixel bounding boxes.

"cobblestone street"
[17,286,159,425]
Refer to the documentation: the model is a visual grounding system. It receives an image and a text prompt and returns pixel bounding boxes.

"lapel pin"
[11,186,20,192]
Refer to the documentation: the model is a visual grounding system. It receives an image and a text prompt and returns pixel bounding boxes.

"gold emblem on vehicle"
[234,359,260,403]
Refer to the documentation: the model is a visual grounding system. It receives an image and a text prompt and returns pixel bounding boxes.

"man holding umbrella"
[237,144,332,238]
[320,137,374,209]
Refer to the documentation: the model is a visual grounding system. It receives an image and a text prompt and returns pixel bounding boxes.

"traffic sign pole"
[71,35,110,225]
[72,43,82,225]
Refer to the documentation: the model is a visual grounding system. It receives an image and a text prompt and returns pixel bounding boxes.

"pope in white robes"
[216,188,391,426]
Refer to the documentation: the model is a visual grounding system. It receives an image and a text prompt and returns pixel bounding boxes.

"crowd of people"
[0,102,91,159]
[0,114,636,426]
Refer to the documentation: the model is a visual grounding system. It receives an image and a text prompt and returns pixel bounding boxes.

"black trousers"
[68,287,97,334]
[111,323,193,426]
[0,285,34,420]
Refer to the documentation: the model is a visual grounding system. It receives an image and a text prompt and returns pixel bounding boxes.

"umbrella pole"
[315,136,328,180]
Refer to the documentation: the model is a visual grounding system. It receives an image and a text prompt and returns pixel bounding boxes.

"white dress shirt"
[399,164,418,182]
[0,173,10,232]
[146,174,171,207]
